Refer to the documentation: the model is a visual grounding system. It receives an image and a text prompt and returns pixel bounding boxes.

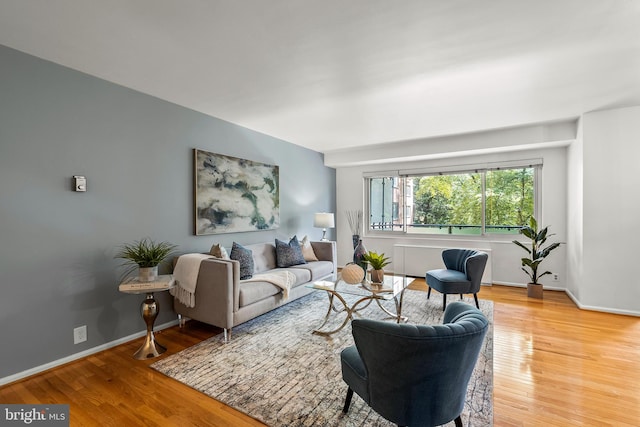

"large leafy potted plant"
[115,238,177,282]
[512,217,560,298]
[361,250,391,283]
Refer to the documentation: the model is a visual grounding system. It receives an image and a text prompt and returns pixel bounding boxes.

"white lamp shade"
[314,212,335,228]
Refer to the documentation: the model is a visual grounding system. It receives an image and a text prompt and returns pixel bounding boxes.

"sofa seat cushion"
[289,260,334,281]
[238,268,312,306]
[239,281,281,307]
[273,267,311,287]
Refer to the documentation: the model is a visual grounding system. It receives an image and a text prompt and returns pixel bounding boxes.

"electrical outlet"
[73,325,87,344]
[553,274,559,282]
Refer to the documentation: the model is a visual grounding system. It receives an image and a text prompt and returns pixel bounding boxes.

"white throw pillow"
[299,235,319,261]
[209,243,229,259]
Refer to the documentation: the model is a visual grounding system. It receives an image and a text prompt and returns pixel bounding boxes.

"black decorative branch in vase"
[346,209,363,249]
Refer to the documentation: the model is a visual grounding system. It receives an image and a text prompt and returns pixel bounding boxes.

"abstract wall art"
[194,149,279,235]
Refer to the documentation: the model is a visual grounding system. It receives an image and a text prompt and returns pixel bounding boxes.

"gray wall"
[0,45,336,379]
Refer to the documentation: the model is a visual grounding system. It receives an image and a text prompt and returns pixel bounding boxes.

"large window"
[369,177,404,231]
[485,168,535,233]
[367,165,538,235]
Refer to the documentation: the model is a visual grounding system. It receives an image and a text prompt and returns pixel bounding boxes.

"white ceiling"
[1,0,639,154]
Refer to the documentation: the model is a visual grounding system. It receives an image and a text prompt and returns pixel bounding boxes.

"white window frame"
[364,160,541,237]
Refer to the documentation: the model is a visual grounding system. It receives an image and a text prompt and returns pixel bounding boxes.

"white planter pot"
[138,266,158,282]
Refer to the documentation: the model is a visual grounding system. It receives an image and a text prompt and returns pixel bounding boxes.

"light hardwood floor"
[1,281,638,426]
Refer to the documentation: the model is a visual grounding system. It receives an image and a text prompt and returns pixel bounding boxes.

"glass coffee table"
[307,274,414,336]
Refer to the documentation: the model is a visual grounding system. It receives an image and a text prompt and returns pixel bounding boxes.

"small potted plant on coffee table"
[512,217,560,298]
[115,238,177,282]
[362,251,391,283]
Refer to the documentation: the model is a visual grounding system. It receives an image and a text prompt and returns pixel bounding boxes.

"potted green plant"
[512,217,560,298]
[361,250,391,283]
[115,238,177,282]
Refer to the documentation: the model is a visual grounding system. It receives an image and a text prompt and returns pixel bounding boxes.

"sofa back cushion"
[246,243,278,274]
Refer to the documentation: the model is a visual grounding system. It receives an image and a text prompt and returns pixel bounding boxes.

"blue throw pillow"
[275,236,307,268]
[230,242,254,280]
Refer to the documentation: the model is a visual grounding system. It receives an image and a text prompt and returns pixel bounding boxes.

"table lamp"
[314,212,335,241]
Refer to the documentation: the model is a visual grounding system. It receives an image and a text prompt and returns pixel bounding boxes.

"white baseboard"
[491,281,566,291]
[492,283,640,316]
[491,281,526,288]
[565,289,640,317]
[0,319,179,387]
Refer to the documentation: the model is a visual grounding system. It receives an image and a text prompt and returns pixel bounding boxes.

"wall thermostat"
[73,175,87,192]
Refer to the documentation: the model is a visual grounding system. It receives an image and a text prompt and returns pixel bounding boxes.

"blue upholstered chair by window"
[426,249,488,311]
[340,302,489,427]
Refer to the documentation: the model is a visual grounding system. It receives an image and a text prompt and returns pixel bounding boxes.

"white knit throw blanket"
[171,253,214,308]
[241,271,297,300]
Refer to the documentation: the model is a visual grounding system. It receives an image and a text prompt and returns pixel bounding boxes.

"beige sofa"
[173,240,336,340]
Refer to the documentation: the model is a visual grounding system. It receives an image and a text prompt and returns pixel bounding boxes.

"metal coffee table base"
[312,289,407,336]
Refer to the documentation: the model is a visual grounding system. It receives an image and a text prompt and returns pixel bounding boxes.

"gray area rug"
[151,288,493,426]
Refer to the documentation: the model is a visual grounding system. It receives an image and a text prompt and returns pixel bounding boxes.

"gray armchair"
[426,249,488,311]
[340,302,488,427]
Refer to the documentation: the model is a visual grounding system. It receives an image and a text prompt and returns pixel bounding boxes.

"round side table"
[119,275,175,360]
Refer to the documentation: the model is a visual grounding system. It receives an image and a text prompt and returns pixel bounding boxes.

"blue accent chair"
[426,249,488,311]
[340,302,489,427]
